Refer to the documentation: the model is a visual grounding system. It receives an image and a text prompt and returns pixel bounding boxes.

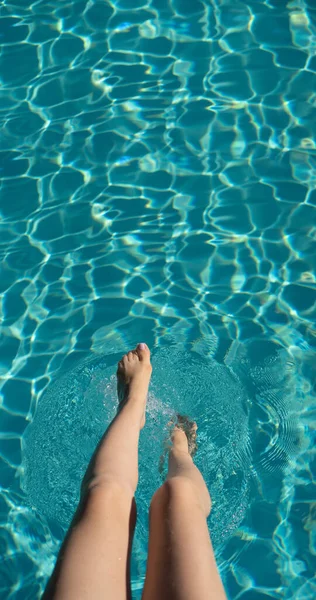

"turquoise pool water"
[0,0,315,598]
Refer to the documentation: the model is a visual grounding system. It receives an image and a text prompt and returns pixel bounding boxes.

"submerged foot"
[159,414,198,476]
[172,414,198,457]
[116,343,152,428]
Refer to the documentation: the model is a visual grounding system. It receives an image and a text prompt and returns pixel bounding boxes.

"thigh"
[43,484,136,600]
[142,479,226,600]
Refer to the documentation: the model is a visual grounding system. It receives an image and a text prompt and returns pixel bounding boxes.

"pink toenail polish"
[139,343,146,349]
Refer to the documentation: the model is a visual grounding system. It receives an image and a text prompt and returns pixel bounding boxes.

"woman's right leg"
[43,344,152,600]
[142,427,227,600]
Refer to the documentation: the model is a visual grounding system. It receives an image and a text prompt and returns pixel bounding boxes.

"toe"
[136,342,151,362]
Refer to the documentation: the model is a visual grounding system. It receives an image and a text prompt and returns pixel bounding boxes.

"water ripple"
[0,0,315,598]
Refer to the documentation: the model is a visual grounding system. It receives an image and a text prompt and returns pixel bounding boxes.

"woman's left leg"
[142,424,227,600]
[43,343,152,600]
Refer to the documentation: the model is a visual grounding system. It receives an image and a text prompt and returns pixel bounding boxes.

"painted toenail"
[139,343,146,350]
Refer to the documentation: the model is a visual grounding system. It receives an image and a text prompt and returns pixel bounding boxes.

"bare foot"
[159,415,198,477]
[117,343,152,428]
[171,416,198,457]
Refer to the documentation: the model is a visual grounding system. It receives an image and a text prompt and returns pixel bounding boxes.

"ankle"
[125,391,147,404]
[170,447,191,461]
[171,438,189,455]
[118,397,146,429]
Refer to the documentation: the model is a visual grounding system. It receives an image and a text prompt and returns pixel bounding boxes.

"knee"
[85,477,136,514]
[167,477,211,516]
[166,477,201,507]
[151,477,211,518]
[71,478,137,530]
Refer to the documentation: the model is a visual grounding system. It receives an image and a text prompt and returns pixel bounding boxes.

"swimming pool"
[0,0,315,598]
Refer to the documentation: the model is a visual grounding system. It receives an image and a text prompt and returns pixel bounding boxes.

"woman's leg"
[142,425,227,600]
[43,343,152,600]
